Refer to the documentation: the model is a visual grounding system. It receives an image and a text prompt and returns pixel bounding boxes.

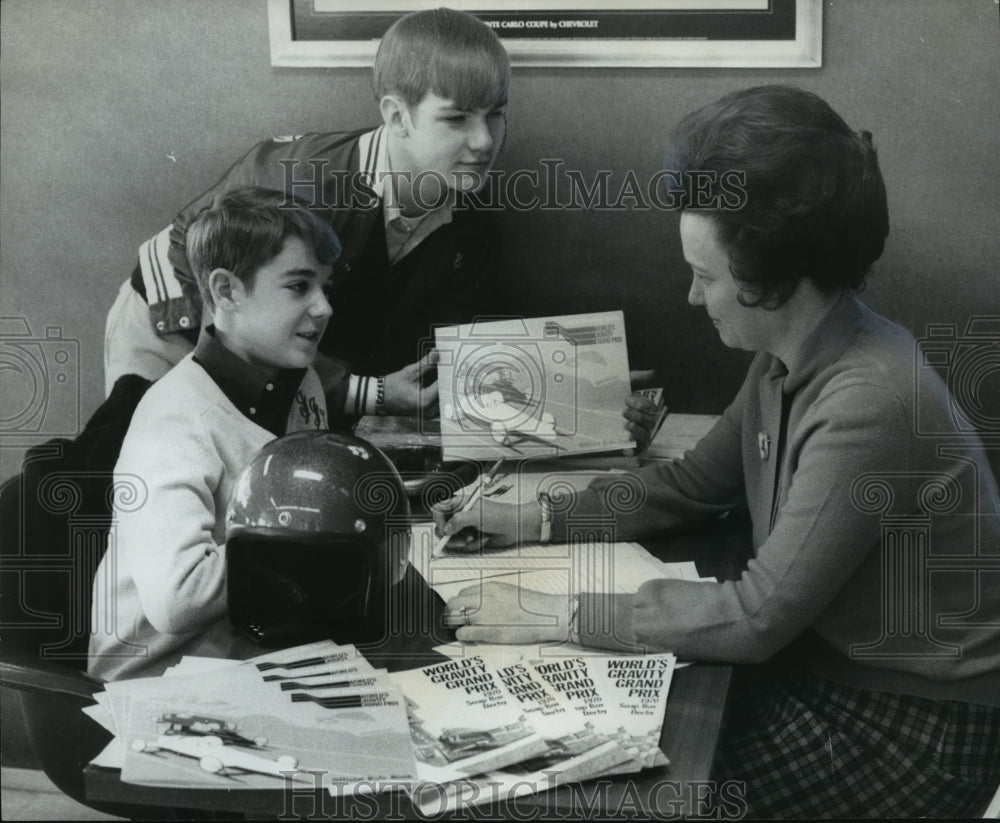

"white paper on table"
[82,702,117,735]
[90,691,116,733]
[656,560,706,581]
[164,656,243,677]
[413,522,712,603]
[89,737,126,769]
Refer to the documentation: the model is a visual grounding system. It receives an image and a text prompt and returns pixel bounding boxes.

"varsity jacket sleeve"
[110,138,329,390]
[130,132,363,335]
[115,133,362,411]
[577,379,915,663]
[166,135,351,283]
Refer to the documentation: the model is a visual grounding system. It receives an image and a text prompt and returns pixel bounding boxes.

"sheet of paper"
[412,523,709,603]
[435,311,634,461]
[528,653,675,770]
[82,702,116,735]
[89,737,126,770]
[164,656,243,677]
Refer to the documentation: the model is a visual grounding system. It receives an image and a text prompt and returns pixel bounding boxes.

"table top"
[85,416,736,818]
[84,661,731,819]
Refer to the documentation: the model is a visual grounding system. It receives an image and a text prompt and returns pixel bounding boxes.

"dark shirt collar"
[193,325,308,437]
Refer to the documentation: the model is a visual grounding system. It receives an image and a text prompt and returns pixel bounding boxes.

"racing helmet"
[225,431,411,647]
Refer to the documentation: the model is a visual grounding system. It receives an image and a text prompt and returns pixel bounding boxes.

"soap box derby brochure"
[435,311,635,461]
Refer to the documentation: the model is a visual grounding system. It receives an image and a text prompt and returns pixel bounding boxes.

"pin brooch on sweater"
[758,431,770,460]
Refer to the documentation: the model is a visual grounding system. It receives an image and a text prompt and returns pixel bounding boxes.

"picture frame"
[267,0,823,69]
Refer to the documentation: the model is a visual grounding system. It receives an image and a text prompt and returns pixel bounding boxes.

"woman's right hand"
[431,493,542,552]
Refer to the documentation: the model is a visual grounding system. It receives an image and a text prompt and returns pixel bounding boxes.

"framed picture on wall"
[268,0,823,69]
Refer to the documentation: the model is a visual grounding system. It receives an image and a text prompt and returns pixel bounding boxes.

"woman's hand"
[431,493,542,552]
[444,582,571,644]
[624,392,660,452]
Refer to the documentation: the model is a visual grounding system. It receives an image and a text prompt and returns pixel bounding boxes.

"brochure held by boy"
[435,311,635,461]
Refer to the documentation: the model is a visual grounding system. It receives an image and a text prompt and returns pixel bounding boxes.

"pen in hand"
[432,458,505,556]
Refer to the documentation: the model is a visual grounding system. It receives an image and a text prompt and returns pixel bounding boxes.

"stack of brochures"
[391,646,677,814]
[87,639,676,811]
[90,641,415,791]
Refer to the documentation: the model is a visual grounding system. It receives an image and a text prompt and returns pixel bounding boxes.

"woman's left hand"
[444,582,571,644]
[624,392,660,451]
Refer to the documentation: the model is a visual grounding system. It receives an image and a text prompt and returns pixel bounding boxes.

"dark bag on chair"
[0,375,152,669]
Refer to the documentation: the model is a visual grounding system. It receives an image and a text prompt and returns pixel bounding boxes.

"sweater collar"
[193,325,307,436]
[777,292,863,394]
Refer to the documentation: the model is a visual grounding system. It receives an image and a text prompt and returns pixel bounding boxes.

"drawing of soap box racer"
[436,717,533,761]
[130,713,303,779]
[444,372,566,448]
[439,315,631,452]
[154,713,268,746]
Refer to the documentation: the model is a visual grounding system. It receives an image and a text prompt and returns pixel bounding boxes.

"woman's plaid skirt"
[712,669,1000,819]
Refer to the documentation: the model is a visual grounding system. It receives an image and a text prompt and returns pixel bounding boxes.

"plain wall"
[1,0,999,481]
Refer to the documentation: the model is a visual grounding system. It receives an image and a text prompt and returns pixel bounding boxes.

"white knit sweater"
[88,355,327,681]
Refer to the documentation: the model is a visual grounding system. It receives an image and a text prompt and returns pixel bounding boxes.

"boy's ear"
[380,94,410,136]
[208,268,243,312]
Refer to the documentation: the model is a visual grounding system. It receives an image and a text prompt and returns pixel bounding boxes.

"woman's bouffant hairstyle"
[186,187,341,311]
[665,85,890,308]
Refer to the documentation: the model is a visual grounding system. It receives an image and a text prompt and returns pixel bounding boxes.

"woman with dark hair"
[434,86,1000,818]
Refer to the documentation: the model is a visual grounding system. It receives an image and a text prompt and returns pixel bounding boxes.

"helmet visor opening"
[227,536,380,646]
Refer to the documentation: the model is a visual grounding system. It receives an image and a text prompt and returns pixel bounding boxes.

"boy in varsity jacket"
[104,8,509,422]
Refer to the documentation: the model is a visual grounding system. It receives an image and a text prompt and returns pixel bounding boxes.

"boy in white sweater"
[89,187,339,680]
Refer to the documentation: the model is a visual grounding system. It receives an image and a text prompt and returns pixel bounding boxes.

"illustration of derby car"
[131,714,298,779]
[154,713,268,748]
[445,377,564,449]
[437,718,533,760]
